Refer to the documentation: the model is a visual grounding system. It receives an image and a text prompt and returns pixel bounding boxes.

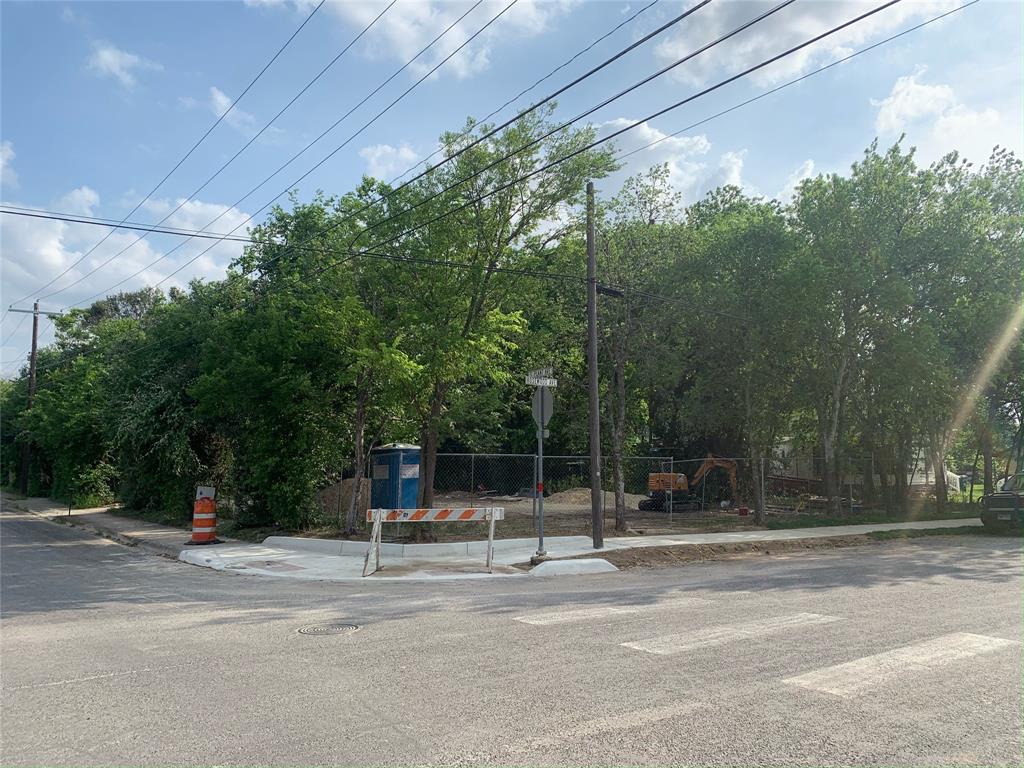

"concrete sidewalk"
[2,491,982,581]
[0,492,242,559]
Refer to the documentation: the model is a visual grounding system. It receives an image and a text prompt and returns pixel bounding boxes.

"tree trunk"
[345,391,368,535]
[418,385,445,509]
[879,448,893,514]
[611,355,627,531]
[819,426,841,516]
[896,439,912,514]
[863,442,877,505]
[982,427,994,495]
[815,353,848,517]
[931,442,947,515]
[750,445,766,524]
[969,448,980,503]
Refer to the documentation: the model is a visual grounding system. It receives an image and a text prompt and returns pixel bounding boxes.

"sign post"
[528,368,556,557]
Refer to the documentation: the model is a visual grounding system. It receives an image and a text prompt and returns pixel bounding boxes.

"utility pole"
[586,181,603,549]
[10,302,60,494]
[15,302,40,494]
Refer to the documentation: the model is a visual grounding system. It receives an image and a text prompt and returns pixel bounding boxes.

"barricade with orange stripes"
[363,507,505,577]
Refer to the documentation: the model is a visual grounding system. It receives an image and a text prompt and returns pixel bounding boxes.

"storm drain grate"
[297,622,362,636]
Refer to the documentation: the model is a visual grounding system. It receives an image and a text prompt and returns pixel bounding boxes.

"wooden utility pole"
[586,182,603,549]
[15,302,40,493]
[11,302,61,494]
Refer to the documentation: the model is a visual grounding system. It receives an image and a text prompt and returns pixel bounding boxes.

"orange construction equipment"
[647,472,689,493]
[640,454,738,512]
[690,454,738,499]
[190,487,218,544]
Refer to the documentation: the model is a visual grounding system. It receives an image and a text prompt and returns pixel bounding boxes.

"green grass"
[765,507,978,530]
[867,526,1022,541]
[106,504,317,543]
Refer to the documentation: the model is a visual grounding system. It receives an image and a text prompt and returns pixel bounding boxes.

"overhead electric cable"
[113,0,734,291]
[306,0,905,280]
[0,207,252,243]
[1,314,28,346]
[25,0,965,378]
[70,0,510,305]
[14,0,326,304]
[385,0,662,187]
[40,0,397,301]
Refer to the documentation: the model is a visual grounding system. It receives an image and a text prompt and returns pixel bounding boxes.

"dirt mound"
[568,535,882,569]
[545,487,592,504]
[545,487,648,509]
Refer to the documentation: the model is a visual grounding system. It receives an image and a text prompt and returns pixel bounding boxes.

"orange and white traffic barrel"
[190,486,218,544]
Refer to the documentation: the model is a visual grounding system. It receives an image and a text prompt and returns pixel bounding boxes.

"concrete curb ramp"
[530,559,618,577]
[262,534,597,558]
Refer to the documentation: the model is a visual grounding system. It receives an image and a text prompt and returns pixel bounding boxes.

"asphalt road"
[2,509,1021,766]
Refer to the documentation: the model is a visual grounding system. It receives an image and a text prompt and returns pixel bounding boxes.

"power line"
[314,0,720,271]
[1,314,28,346]
[13,0,326,306]
[384,0,662,187]
[11,0,964,318]
[21,0,947,375]
[295,0,809,280]
[66,0,706,305]
[0,207,253,243]
[40,0,397,303]
[618,0,980,164]
[332,0,793,261]
[70,0,509,307]
[140,0,740,291]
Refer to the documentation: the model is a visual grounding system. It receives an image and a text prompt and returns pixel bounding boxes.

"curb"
[4,497,186,560]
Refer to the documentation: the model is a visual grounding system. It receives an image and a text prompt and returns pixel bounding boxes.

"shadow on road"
[2,510,1020,629]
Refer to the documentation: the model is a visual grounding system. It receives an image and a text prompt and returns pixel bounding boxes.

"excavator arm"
[690,454,738,499]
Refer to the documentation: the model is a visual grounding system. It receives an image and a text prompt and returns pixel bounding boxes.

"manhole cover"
[297,622,361,636]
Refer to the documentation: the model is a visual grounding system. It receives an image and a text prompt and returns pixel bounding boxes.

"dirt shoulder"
[562,526,989,569]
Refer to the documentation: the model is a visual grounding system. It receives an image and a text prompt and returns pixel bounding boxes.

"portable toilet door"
[370,443,421,510]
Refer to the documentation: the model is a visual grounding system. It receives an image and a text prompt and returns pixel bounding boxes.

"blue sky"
[2,0,1021,374]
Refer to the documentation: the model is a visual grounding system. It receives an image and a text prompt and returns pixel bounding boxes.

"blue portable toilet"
[370,443,421,510]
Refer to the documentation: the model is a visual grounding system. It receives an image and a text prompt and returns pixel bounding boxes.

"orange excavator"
[638,454,738,512]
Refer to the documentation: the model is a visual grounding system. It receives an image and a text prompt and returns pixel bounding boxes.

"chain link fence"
[426,453,884,538]
[312,452,960,538]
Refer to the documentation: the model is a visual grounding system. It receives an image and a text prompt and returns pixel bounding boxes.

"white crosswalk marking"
[535,702,701,745]
[783,632,1019,697]
[514,597,710,626]
[621,612,841,655]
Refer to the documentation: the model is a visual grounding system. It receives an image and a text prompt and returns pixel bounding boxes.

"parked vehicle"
[981,473,1023,531]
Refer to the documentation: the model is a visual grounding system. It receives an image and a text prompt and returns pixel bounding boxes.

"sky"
[1,0,1021,376]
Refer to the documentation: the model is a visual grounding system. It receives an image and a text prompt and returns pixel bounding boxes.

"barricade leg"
[362,511,382,577]
[486,511,496,573]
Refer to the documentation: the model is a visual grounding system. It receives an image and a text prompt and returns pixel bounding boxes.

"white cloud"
[603,117,711,194]
[0,190,250,346]
[319,0,576,80]
[872,71,1020,163]
[1,141,18,189]
[872,68,955,134]
[602,118,756,202]
[777,159,815,202]
[87,42,162,89]
[58,186,100,216]
[654,1,957,88]
[359,143,420,180]
[208,86,258,135]
[708,150,746,189]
